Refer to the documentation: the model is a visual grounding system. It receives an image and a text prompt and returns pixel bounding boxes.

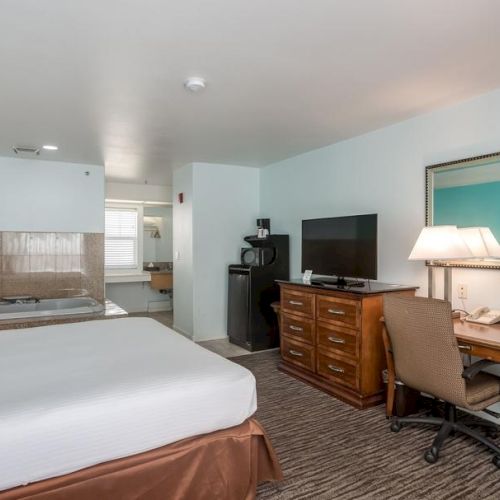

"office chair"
[382,294,500,467]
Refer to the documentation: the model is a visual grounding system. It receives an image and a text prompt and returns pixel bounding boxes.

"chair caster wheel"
[492,456,500,469]
[390,421,402,433]
[424,449,439,464]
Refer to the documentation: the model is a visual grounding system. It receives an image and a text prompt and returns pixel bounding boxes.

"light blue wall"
[260,87,500,310]
[434,181,500,240]
[0,157,104,232]
[173,162,260,340]
[192,163,259,341]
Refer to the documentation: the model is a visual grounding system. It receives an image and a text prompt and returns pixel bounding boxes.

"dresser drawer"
[281,336,315,372]
[282,313,315,345]
[317,321,358,358]
[282,289,315,318]
[317,350,358,389]
[317,295,360,329]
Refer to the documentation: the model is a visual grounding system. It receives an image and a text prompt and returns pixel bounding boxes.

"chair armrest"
[462,359,498,381]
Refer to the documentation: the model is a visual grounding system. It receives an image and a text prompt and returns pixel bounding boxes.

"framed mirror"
[426,151,500,269]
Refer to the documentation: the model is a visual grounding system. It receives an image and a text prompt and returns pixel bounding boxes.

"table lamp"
[408,225,473,301]
[458,227,500,259]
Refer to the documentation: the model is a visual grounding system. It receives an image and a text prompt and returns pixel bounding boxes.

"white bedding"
[0,318,256,491]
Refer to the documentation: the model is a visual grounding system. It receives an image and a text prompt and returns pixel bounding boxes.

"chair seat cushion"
[466,372,500,405]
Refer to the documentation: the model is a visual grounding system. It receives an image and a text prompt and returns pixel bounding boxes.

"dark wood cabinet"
[278,280,416,409]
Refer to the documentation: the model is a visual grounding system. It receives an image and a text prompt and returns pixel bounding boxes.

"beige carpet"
[230,351,500,500]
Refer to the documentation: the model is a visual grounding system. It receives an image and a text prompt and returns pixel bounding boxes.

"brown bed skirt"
[1,418,282,500]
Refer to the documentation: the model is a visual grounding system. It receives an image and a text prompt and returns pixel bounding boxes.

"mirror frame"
[425,151,500,270]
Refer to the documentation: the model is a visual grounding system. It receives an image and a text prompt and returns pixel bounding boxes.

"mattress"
[0,318,257,491]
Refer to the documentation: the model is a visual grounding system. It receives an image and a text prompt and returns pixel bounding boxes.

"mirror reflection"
[427,153,500,268]
[433,160,500,240]
[143,206,173,264]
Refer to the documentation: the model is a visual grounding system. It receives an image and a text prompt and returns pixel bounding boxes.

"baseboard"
[196,335,229,342]
[147,300,171,312]
[172,324,193,340]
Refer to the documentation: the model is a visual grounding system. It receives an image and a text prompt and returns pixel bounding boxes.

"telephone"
[465,306,500,325]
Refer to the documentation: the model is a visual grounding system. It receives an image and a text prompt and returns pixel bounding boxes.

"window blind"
[105,208,138,269]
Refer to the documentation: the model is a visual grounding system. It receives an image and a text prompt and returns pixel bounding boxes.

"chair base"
[390,402,500,468]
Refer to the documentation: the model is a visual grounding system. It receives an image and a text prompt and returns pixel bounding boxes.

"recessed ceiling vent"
[13,146,40,156]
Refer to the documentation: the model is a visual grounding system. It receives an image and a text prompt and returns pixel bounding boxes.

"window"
[105,207,139,270]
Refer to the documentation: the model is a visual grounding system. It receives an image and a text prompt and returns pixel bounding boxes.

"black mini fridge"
[227,234,289,351]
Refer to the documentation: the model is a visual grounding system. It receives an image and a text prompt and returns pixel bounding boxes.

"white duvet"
[0,317,256,491]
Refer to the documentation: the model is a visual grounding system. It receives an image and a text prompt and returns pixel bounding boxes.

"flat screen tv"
[302,214,377,286]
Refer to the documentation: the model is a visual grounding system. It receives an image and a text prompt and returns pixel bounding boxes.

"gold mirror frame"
[425,151,500,270]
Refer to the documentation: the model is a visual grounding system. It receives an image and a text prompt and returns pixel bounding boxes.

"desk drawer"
[281,336,315,372]
[317,350,358,390]
[317,295,360,329]
[317,321,358,358]
[282,289,315,318]
[458,342,500,363]
[282,313,315,345]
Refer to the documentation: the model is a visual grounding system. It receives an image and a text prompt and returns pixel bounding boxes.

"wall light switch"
[175,251,181,261]
[458,284,467,299]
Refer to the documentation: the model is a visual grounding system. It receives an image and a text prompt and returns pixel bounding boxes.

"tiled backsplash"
[0,232,104,302]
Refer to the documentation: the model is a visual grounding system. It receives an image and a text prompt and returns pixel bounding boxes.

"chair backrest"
[383,294,467,407]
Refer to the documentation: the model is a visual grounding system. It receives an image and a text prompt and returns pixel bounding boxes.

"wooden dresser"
[278,280,416,409]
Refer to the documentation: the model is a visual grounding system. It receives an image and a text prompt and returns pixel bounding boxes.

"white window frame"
[105,202,144,274]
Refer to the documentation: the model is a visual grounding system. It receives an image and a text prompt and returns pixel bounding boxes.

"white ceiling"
[2,0,500,185]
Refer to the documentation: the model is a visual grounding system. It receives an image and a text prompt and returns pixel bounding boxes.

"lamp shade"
[408,225,473,261]
[459,227,500,258]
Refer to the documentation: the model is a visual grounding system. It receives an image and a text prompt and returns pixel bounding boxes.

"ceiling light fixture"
[42,145,58,151]
[183,77,206,93]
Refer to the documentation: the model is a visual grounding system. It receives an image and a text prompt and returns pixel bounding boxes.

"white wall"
[106,182,172,203]
[172,162,260,341]
[105,282,172,313]
[0,157,104,232]
[172,164,194,337]
[192,163,260,341]
[260,88,500,312]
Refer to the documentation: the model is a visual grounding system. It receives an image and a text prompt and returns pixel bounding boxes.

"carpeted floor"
[230,350,500,500]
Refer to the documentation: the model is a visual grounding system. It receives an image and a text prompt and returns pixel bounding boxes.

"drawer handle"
[328,336,346,344]
[289,349,304,357]
[289,300,304,306]
[289,325,304,332]
[458,344,472,351]
[328,364,345,373]
[327,308,346,316]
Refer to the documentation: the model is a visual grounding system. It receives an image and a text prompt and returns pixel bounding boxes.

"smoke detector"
[183,77,206,93]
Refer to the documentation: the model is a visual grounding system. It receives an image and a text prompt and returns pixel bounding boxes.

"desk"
[455,318,500,363]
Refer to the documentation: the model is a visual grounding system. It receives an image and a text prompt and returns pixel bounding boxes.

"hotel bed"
[0,317,281,499]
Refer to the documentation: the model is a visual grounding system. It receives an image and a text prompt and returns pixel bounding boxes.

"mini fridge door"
[227,266,250,346]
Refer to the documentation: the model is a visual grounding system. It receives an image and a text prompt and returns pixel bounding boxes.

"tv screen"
[302,214,377,280]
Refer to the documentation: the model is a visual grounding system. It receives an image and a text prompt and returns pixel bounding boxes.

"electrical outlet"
[458,284,467,299]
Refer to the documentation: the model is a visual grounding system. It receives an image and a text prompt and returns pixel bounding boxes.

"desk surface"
[454,318,500,354]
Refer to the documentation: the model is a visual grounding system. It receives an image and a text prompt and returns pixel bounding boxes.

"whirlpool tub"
[0,297,104,321]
